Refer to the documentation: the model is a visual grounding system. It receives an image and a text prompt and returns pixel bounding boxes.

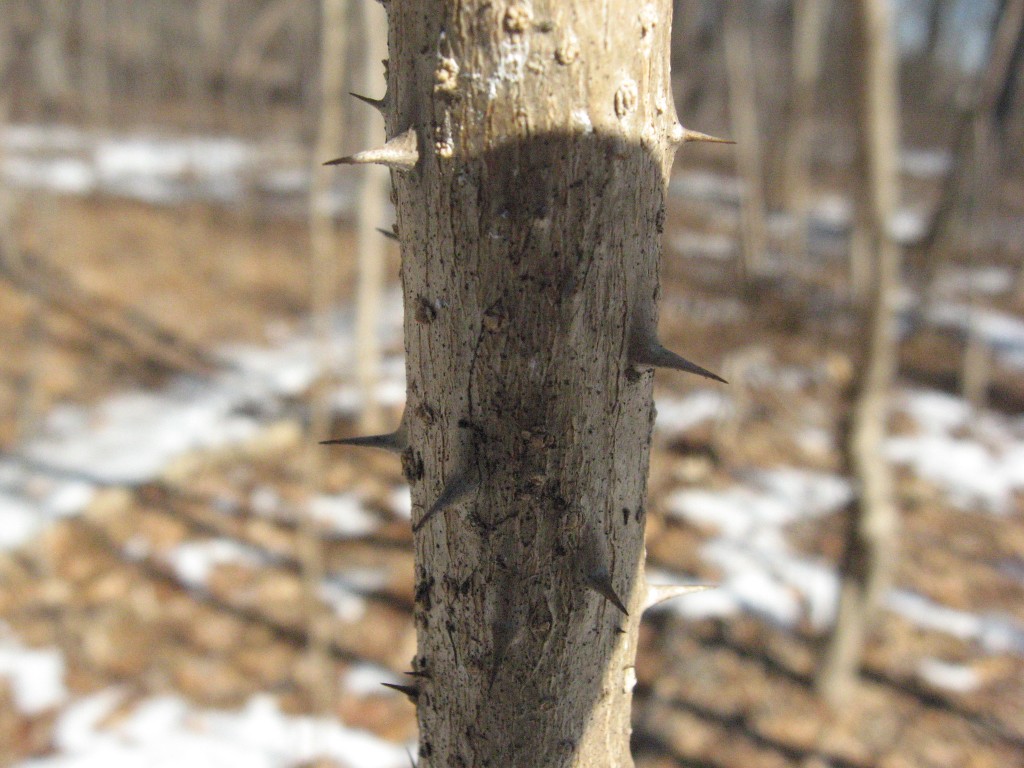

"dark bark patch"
[415,573,435,609]
[416,401,437,425]
[402,447,425,482]
[415,295,438,323]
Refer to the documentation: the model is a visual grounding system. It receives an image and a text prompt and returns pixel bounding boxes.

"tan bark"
[354,0,390,433]
[80,0,110,127]
[35,0,74,113]
[724,1,767,281]
[817,0,902,707]
[367,1,716,764]
[302,0,350,718]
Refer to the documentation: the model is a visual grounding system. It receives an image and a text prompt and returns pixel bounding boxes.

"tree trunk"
[915,0,1024,304]
[345,1,720,764]
[923,0,945,61]
[724,1,767,281]
[783,0,827,264]
[303,0,350,719]
[817,0,902,707]
[353,0,390,433]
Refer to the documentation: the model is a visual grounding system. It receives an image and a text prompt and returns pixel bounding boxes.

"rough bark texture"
[377,1,688,765]
[817,0,902,707]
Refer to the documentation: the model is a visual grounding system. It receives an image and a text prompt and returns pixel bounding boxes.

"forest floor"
[1,126,1023,768]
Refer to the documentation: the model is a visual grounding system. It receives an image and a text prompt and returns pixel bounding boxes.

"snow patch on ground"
[931,266,1014,298]
[653,390,729,436]
[18,689,410,768]
[0,626,67,715]
[901,147,952,179]
[886,389,1024,514]
[343,663,403,696]
[887,590,1024,654]
[1,124,354,216]
[661,455,1024,649]
[0,294,404,553]
[388,487,412,520]
[317,569,393,624]
[917,658,980,694]
[669,230,735,261]
[165,539,268,589]
[664,467,850,630]
[923,303,1024,371]
[310,494,380,537]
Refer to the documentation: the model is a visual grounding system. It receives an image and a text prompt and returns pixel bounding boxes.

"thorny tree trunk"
[335,1,723,765]
[817,0,902,707]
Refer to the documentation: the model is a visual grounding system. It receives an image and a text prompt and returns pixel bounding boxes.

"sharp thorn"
[322,412,407,452]
[671,124,736,145]
[377,226,400,241]
[585,571,629,616]
[323,127,419,171]
[683,128,735,144]
[350,90,387,112]
[381,682,420,702]
[630,332,727,383]
[643,583,715,613]
[320,424,407,453]
[406,747,417,768]
[413,471,477,532]
[404,669,431,679]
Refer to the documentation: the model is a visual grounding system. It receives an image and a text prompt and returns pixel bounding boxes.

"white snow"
[661,454,1024,646]
[653,390,728,436]
[0,491,43,550]
[669,171,743,204]
[319,579,368,624]
[309,494,380,537]
[669,231,735,261]
[0,629,67,715]
[924,303,1024,369]
[917,658,981,694]
[886,389,1024,514]
[387,487,412,520]
[343,663,403,696]
[0,294,405,554]
[318,569,390,623]
[931,266,1014,298]
[19,689,410,768]
[1,124,357,215]
[887,590,1024,654]
[901,148,952,179]
[166,539,267,589]
[888,206,928,244]
[664,467,849,630]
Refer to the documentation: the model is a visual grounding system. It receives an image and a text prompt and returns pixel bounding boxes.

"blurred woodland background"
[1,1,1023,766]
